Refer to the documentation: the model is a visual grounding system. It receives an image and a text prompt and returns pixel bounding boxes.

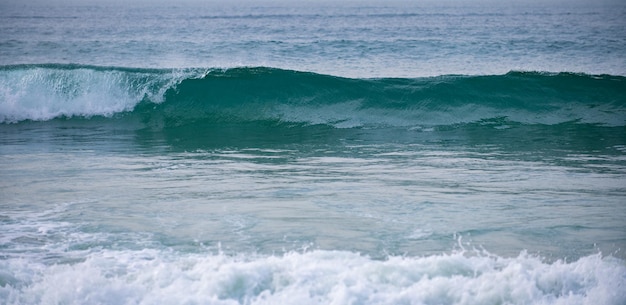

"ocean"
[1,0,625,304]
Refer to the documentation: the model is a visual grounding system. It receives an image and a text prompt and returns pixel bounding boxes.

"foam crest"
[1,249,624,305]
[0,65,197,123]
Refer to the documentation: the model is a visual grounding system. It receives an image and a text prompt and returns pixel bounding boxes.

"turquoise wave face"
[145,67,626,128]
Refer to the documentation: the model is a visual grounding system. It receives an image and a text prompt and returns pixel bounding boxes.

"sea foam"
[0,65,199,123]
[1,249,624,305]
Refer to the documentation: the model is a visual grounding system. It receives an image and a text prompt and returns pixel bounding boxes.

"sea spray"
[0,65,203,123]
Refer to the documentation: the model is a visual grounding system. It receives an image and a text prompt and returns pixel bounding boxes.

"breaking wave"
[1,64,624,128]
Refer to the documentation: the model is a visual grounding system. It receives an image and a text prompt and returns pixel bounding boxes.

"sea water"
[1,1,625,304]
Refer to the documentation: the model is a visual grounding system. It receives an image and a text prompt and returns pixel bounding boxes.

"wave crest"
[0,64,202,123]
[1,65,625,128]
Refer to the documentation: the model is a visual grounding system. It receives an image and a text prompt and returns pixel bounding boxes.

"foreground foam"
[1,249,624,305]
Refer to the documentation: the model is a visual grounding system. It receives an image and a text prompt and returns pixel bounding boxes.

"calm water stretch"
[1,0,626,304]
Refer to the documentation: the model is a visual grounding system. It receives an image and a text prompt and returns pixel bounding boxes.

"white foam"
[1,249,624,305]
[0,66,196,123]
